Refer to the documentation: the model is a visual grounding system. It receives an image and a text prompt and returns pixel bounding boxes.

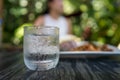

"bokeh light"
[35,1,43,13]
[92,0,104,11]
[28,13,35,21]
[80,4,88,12]
[19,0,28,7]
[20,8,28,15]
[63,0,75,14]
[35,1,42,9]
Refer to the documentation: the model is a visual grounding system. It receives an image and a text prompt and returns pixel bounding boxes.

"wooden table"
[0,51,120,80]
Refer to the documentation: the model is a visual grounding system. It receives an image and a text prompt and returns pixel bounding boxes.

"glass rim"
[24,26,59,30]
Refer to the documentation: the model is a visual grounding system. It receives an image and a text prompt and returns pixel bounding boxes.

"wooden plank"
[0,53,120,80]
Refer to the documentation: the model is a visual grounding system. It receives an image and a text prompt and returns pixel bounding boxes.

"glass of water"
[24,26,59,71]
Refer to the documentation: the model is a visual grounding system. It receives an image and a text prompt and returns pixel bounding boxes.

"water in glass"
[24,27,59,71]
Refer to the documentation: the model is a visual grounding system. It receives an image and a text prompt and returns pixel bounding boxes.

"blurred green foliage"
[3,0,120,45]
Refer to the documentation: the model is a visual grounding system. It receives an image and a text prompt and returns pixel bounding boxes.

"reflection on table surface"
[0,50,120,80]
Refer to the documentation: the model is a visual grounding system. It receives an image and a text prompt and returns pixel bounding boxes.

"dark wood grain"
[0,52,120,80]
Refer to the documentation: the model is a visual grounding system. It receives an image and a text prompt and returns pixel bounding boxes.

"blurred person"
[34,0,72,39]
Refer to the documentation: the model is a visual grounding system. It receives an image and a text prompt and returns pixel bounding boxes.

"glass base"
[24,59,59,71]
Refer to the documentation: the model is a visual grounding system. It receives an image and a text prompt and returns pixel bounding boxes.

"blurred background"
[0,0,120,47]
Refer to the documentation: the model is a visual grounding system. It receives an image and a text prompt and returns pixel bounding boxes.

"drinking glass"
[24,26,59,71]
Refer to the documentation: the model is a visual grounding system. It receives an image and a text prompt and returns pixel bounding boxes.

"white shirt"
[44,14,68,39]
